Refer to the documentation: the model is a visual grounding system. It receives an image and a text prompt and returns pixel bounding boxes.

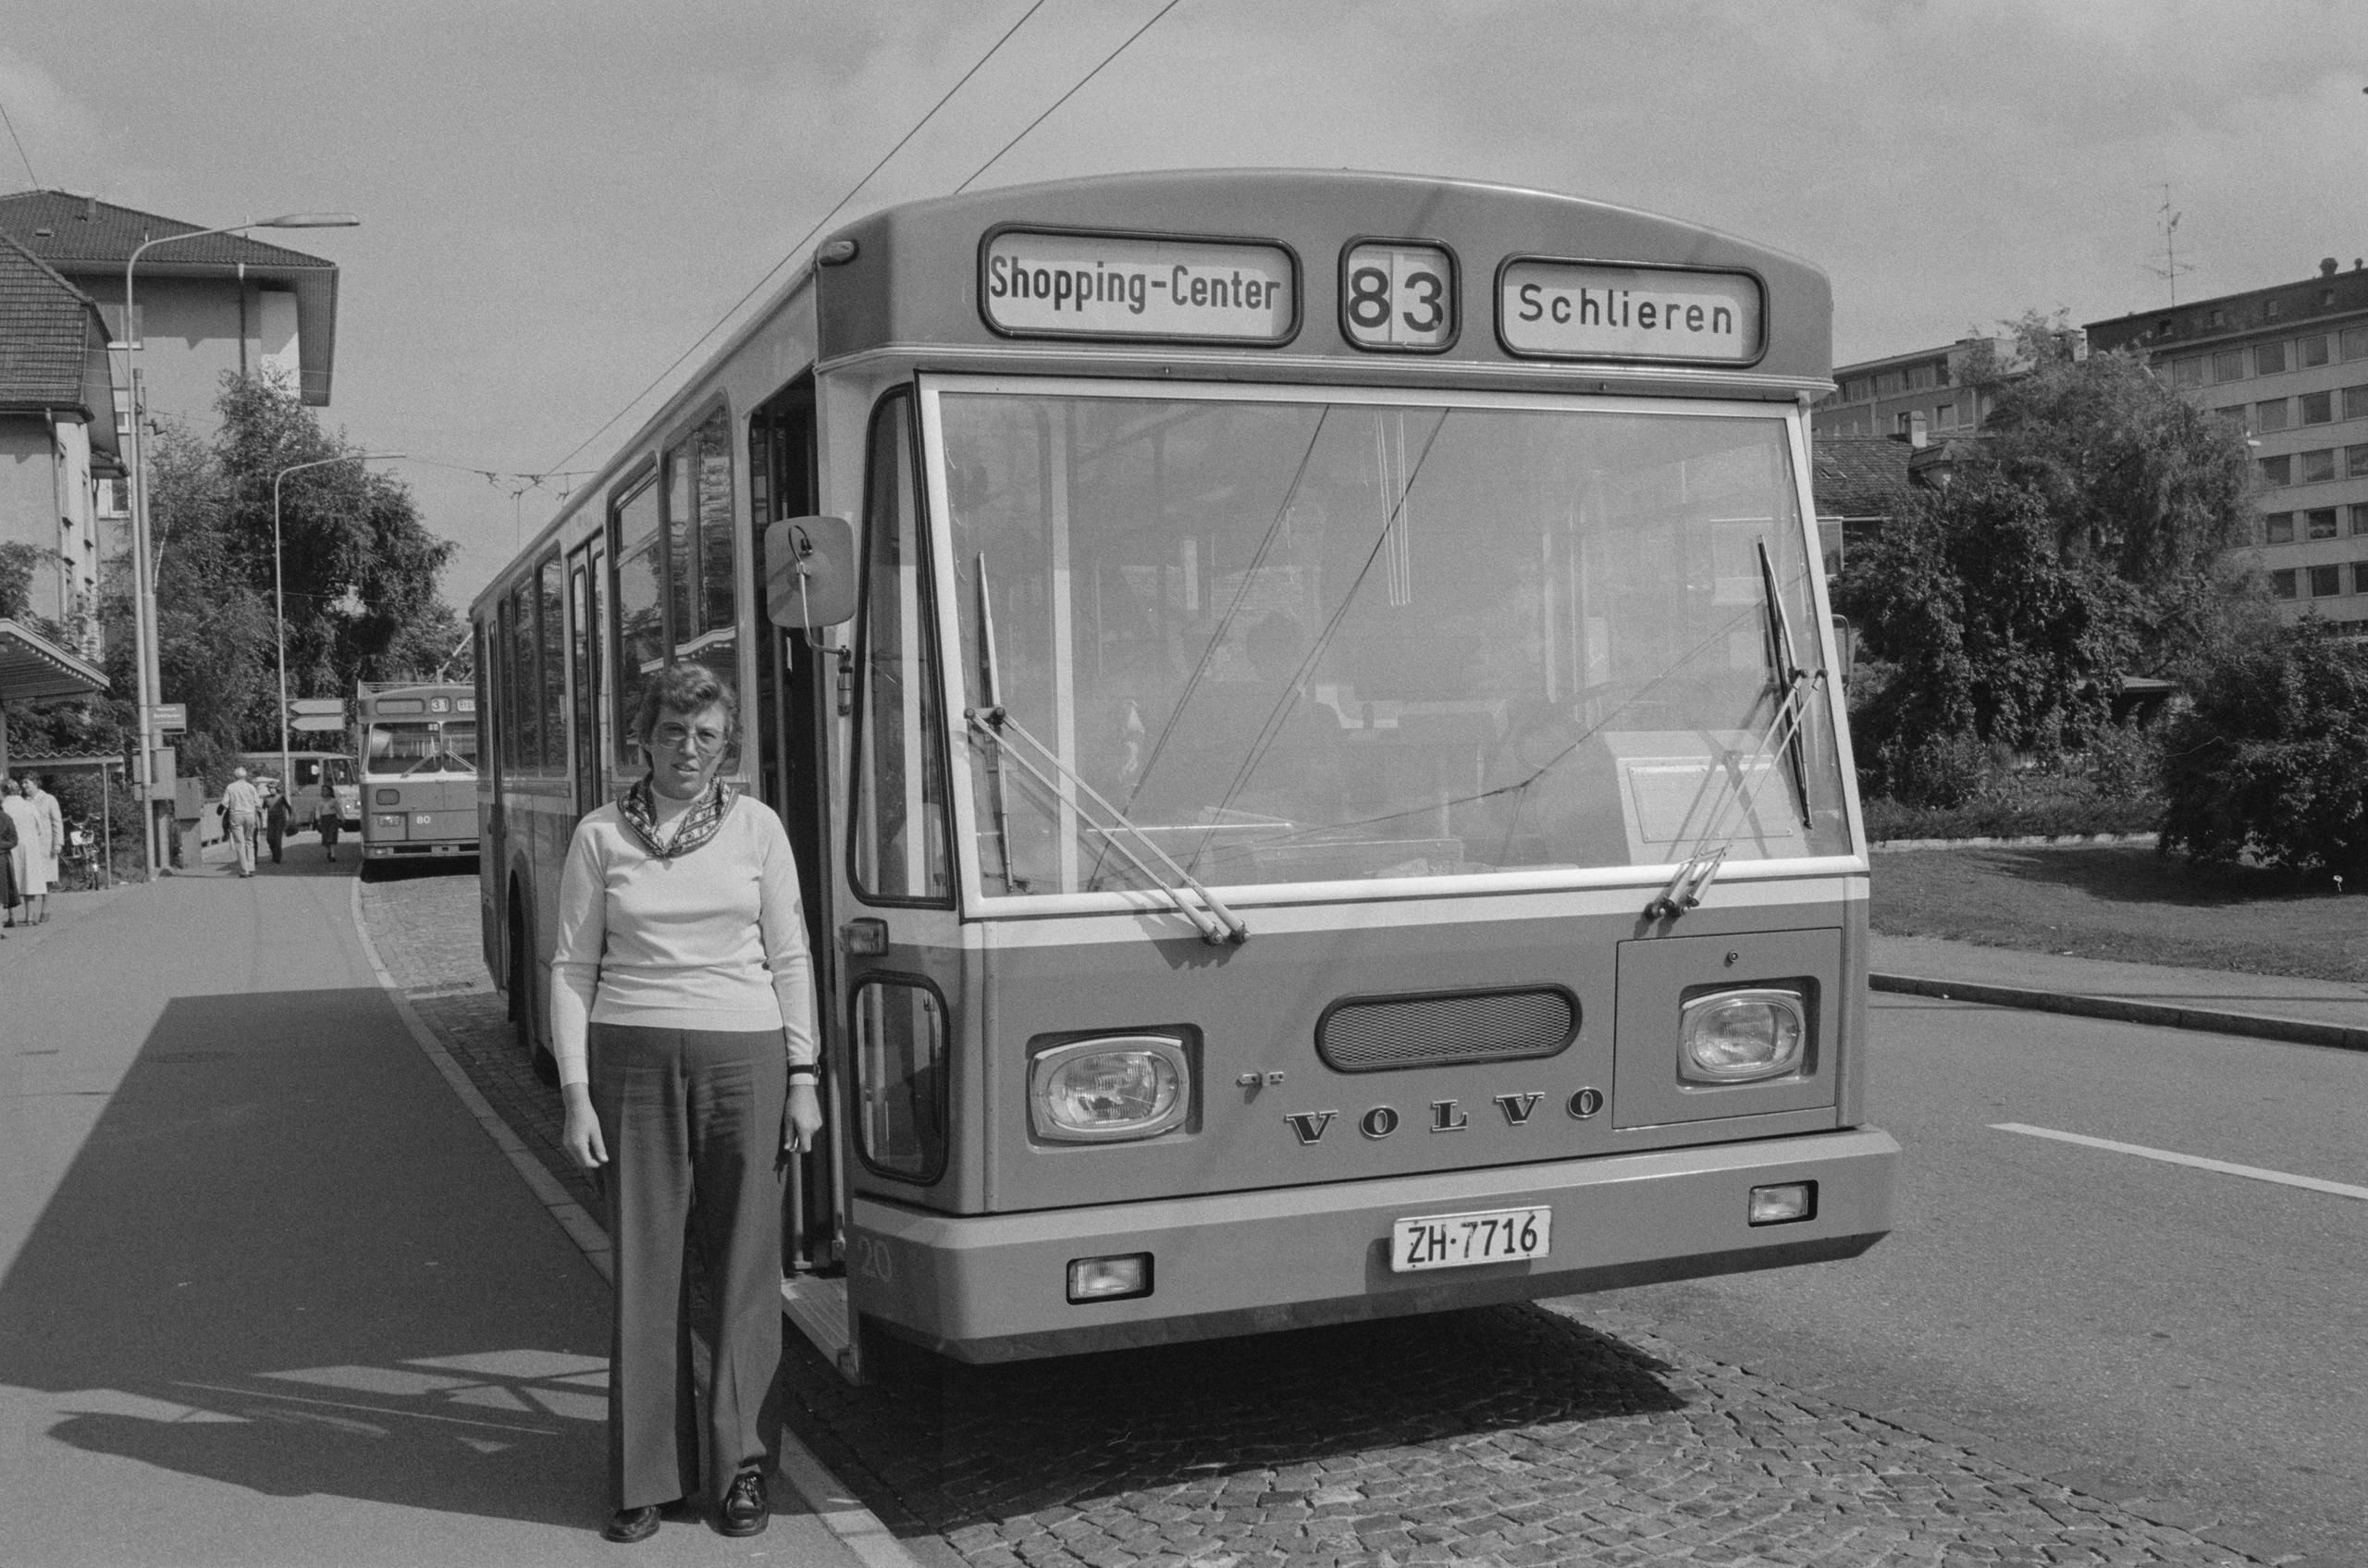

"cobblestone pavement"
[359,870,2312,1568]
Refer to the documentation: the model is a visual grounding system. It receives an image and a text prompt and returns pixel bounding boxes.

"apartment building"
[1811,336,2020,442]
[2087,258,2368,628]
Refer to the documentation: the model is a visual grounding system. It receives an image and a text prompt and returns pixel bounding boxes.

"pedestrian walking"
[3,776,43,920]
[0,780,19,932]
[28,774,62,919]
[315,779,342,861]
[264,784,292,865]
[221,767,263,879]
[552,662,820,1545]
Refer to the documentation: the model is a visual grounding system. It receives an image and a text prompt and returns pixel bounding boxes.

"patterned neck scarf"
[620,774,738,861]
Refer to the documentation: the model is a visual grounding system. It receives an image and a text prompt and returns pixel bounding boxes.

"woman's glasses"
[651,722,728,756]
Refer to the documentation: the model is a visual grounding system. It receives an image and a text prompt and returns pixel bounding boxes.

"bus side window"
[849,388,953,905]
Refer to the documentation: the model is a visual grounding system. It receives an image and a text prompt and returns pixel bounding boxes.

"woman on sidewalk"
[2,779,43,921]
[0,781,18,932]
[551,663,821,1545]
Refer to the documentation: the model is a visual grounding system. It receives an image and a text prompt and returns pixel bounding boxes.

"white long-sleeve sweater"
[548,794,819,1088]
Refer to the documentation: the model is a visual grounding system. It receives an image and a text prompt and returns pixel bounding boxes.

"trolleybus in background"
[474,170,1896,1379]
[357,680,479,871]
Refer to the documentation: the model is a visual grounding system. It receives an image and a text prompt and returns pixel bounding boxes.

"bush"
[2159,620,2368,876]
[1864,775,2161,843]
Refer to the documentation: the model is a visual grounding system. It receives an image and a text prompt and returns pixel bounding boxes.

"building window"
[2261,455,2292,486]
[2300,334,2331,368]
[2300,390,2334,425]
[2217,405,2251,433]
[2343,327,2368,361]
[2353,562,2368,594]
[2344,386,2368,422]
[1934,401,1957,430]
[2256,399,2290,432]
[2173,357,2204,387]
[2265,512,2295,544]
[2270,568,2298,599]
[1843,376,1872,402]
[2256,341,2288,376]
[2312,564,2342,597]
[2353,503,2368,537]
[2213,349,2246,382]
[2211,308,2227,327]
[1876,370,1903,397]
[2309,508,2340,540]
[2301,449,2337,484]
[1906,363,1934,391]
[2348,444,2368,479]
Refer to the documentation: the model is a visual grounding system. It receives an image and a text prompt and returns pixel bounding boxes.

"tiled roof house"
[0,228,118,657]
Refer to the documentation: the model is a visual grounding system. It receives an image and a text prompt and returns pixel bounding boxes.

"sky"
[4,0,2364,609]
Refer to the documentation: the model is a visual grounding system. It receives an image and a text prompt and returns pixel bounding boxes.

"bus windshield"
[365,720,478,778]
[941,387,1849,895]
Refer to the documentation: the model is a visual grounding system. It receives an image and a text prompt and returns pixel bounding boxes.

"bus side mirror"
[766,516,857,631]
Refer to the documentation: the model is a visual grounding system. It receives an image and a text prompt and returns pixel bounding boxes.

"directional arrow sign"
[289,698,346,716]
[290,714,348,734]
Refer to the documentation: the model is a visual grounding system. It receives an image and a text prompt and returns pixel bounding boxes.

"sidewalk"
[1872,932,2368,1051]
[0,848,866,1564]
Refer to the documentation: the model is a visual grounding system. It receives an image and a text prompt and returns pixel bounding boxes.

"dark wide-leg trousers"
[589,1023,786,1511]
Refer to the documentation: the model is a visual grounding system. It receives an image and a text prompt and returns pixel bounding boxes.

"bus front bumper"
[847,1127,1898,1363]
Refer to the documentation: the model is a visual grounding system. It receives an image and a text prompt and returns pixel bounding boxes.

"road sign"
[290,714,347,734]
[148,703,187,732]
[289,698,345,716]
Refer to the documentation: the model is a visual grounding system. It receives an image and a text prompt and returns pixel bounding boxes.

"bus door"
[751,377,849,1296]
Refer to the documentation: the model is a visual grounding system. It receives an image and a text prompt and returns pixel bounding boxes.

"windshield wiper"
[1644,538,1825,922]
[966,704,1250,946]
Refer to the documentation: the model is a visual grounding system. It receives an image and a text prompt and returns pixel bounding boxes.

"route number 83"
[1340,241,1456,352]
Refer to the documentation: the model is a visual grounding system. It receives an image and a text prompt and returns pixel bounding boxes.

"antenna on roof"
[2140,183,2195,306]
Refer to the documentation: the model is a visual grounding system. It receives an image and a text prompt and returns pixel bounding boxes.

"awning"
[0,619,108,703]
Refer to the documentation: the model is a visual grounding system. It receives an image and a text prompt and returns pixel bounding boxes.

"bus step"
[780,1273,850,1368]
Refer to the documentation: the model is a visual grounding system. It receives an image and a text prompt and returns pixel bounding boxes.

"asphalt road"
[1577,990,2368,1565]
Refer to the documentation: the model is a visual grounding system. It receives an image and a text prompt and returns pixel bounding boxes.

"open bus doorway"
[749,374,844,1291]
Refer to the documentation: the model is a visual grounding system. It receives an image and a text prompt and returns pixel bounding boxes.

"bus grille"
[1316,987,1578,1073]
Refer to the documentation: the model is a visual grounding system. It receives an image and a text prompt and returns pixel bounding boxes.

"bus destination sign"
[981,229,1296,345]
[1498,260,1762,364]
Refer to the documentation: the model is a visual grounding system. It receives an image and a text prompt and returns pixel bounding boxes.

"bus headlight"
[1678,989,1806,1083]
[1029,1035,1190,1142]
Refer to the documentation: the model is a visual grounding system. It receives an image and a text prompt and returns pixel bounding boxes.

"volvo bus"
[474,170,1896,1377]
[357,680,478,870]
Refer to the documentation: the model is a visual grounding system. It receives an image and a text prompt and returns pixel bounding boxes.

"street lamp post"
[117,211,359,879]
[272,452,404,796]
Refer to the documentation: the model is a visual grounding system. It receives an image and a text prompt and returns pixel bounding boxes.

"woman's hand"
[561,1083,609,1169]
[783,1080,823,1154]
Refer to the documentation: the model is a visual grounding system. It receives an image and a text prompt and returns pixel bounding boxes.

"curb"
[1868,832,2157,853]
[345,878,925,1568]
[1870,971,2368,1054]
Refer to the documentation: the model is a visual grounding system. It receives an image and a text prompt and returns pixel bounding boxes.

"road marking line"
[1992,1123,2368,1201]
[348,878,921,1568]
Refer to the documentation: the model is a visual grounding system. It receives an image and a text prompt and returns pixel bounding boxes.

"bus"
[357,680,479,869]
[474,170,1896,1378]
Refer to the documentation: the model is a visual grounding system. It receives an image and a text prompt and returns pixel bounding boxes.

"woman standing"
[315,779,342,862]
[0,781,18,932]
[2,779,42,922]
[552,663,821,1544]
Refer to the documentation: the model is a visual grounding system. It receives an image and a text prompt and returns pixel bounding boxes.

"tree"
[2159,619,2368,877]
[151,377,461,756]
[1835,314,2260,802]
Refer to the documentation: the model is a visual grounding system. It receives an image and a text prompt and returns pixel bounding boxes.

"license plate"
[1389,1205,1551,1272]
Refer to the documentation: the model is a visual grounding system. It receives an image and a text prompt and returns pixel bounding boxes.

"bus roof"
[818,168,1830,387]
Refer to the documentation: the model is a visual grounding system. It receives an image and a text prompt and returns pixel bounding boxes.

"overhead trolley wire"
[956,0,1185,194]
[539,0,1054,482]
[0,96,40,189]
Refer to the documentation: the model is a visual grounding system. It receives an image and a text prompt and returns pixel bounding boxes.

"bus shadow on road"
[783,1302,1686,1539]
[0,987,609,1533]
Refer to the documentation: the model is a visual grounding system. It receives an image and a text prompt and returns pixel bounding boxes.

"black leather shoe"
[603,1504,662,1543]
[718,1466,769,1537]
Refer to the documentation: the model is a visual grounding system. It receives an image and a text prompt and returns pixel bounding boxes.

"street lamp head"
[257,213,362,228]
